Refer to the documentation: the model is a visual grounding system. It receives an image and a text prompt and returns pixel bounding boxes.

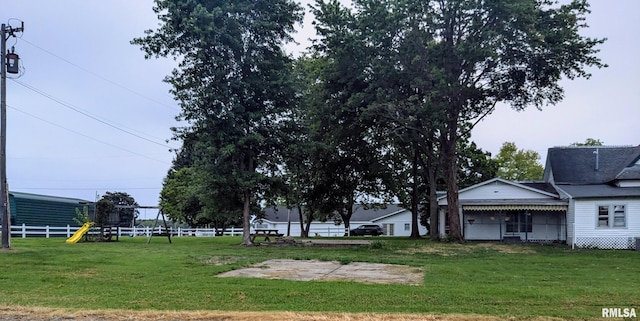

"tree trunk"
[304,210,313,237]
[442,121,463,241]
[427,166,439,240]
[286,208,291,237]
[340,198,354,236]
[425,141,439,240]
[241,189,253,245]
[410,147,422,239]
[297,205,308,237]
[241,156,255,246]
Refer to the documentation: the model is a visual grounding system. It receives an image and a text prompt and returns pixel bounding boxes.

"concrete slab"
[217,259,423,285]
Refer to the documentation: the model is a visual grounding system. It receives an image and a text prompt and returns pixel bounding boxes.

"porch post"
[499,210,503,241]
[524,211,528,242]
[458,203,464,239]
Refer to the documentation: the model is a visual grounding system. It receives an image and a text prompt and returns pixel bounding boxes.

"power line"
[8,104,171,165]
[20,37,179,112]
[10,79,177,149]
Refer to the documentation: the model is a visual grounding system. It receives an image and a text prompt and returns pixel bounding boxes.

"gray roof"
[261,204,407,223]
[545,145,640,184]
[10,191,93,204]
[616,164,640,180]
[556,184,640,198]
[519,182,559,195]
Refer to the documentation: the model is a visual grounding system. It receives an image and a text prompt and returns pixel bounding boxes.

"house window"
[597,206,609,227]
[505,211,532,233]
[404,223,410,231]
[597,205,626,228]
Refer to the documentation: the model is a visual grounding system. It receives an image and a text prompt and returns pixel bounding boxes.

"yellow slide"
[66,222,93,244]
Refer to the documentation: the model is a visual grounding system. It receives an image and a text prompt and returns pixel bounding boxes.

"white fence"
[8,224,349,238]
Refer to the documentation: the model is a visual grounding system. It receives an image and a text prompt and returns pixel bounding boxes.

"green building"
[8,191,94,227]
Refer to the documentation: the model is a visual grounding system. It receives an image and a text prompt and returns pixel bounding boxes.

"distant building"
[4,191,94,227]
[256,204,428,237]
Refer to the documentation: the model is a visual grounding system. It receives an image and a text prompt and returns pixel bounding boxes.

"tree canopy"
[571,138,604,146]
[310,0,605,240]
[95,192,139,227]
[133,0,303,245]
[494,142,544,181]
[134,0,605,243]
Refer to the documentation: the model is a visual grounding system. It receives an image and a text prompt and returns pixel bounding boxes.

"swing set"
[114,205,172,244]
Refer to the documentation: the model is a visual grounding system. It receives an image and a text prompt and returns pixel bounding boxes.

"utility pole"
[1,21,24,249]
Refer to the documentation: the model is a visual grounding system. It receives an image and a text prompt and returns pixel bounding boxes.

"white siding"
[255,213,429,238]
[462,212,500,240]
[573,198,640,249]
[255,221,352,237]
[440,180,555,206]
[463,211,565,242]
[374,210,428,237]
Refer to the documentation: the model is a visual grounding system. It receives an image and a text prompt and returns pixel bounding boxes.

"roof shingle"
[545,145,640,184]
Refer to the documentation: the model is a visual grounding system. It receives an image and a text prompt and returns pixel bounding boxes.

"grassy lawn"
[0,236,638,320]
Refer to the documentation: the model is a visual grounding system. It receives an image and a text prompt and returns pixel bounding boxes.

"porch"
[461,205,567,243]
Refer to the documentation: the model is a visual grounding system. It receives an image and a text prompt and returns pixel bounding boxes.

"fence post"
[21,223,26,238]
[46,225,50,238]
[177,227,181,237]
[67,225,71,237]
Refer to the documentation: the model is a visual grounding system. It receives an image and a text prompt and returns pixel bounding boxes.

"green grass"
[0,237,638,319]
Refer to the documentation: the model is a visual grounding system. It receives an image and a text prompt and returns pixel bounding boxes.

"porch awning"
[462,204,567,211]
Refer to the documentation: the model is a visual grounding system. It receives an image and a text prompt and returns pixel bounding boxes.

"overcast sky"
[1,1,639,218]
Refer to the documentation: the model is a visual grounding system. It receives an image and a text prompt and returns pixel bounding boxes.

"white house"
[437,178,568,243]
[254,204,428,237]
[438,145,640,250]
[545,145,640,249]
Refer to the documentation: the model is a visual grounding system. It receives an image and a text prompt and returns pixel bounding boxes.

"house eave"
[436,178,559,202]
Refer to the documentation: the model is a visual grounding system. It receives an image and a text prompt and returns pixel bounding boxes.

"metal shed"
[8,191,94,227]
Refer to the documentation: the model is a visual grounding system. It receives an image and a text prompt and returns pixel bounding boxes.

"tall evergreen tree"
[133,0,303,245]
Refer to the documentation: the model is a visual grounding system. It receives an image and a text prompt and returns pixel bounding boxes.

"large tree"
[133,0,303,245]
[495,142,544,181]
[312,0,605,241]
[96,192,139,227]
[290,49,392,236]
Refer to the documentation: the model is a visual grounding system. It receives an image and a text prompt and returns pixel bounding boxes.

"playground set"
[65,206,171,244]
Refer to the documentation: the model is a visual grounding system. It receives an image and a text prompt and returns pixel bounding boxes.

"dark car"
[349,224,383,236]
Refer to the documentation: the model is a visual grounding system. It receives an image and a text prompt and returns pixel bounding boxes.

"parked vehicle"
[349,224,383,236]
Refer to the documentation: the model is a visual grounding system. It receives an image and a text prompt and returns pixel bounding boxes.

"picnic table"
[250,229,284,243]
